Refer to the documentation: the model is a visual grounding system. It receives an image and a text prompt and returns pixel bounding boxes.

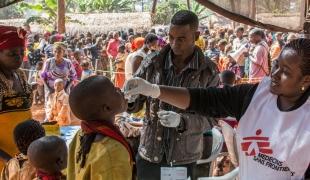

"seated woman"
[0,25,32,170]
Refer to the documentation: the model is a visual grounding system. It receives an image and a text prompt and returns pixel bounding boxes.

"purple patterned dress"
[41,57,77,90]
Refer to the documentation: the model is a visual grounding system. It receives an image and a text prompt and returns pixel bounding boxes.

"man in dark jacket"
[127,10,219,180]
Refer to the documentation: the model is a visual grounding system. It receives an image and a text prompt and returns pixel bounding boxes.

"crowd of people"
[21,13,299,112]
[0,9,309,180]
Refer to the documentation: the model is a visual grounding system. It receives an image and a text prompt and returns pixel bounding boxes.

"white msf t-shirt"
[236,77,310,180]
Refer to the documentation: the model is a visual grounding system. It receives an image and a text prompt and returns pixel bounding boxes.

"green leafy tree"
[191,1,213,20]
[152,0,186,24]
[153,0,212,25]
[17,0,80,29]
[18,0,58,25]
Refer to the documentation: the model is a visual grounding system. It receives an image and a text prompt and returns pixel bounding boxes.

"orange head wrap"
[132,37,145,52]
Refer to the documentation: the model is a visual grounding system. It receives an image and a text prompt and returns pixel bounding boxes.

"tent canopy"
[0,0,22,8]
[196,0,305,32]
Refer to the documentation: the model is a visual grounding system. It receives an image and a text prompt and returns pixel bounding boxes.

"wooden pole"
[250,0,256,20]
[151,0,158,25]
[57,0,66,34]
[151,0,157,14]
[303,0,310,38]
[141,0,144,12]
[235,0,241,27]
[230,0,236,28]
[187,0,191,11]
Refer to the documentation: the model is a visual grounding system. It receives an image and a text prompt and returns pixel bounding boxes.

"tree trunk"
[151,0,158,25]
[57,0,66,34]
[187,0,191,10]
[151,0,157,14]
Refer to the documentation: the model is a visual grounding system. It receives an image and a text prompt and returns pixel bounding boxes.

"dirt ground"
[31,104,80,125]
[31,104,45,122]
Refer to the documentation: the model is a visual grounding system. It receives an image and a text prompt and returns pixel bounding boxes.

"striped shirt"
[163,50,199,86]
[161,50,199,111]
[161,50,201,154]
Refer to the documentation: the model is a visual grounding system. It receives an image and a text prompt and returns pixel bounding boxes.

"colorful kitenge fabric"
[41,57,77,89]
[0,69,32,114]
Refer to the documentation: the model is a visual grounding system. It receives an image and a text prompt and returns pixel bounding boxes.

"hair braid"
[76,133,97,168]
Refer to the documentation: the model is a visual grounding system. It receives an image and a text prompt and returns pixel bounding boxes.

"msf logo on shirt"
[241,129,273,156]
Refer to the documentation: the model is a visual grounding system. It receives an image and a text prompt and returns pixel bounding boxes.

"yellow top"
[0,69,32,171]
[67,130,133,180]
[0,111,32,171]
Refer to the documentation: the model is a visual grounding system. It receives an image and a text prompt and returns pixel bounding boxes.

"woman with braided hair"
[125,38,310,179]
[0,25,32,170]
[1,119,45,179]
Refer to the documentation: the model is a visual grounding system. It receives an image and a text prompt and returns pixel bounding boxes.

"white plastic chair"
[197,120,240,180]
[218,120,239,167]
[198,167,239,180]
[197,127,224,164]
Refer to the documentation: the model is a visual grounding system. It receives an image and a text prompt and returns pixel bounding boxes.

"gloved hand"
[157,110,181,128]
[124,77,160,99]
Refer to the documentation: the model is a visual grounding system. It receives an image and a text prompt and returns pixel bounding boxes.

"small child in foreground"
[67,76,134,180]
[46,79,71,126]
[27,136,67,180]
[1,119,45,180]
